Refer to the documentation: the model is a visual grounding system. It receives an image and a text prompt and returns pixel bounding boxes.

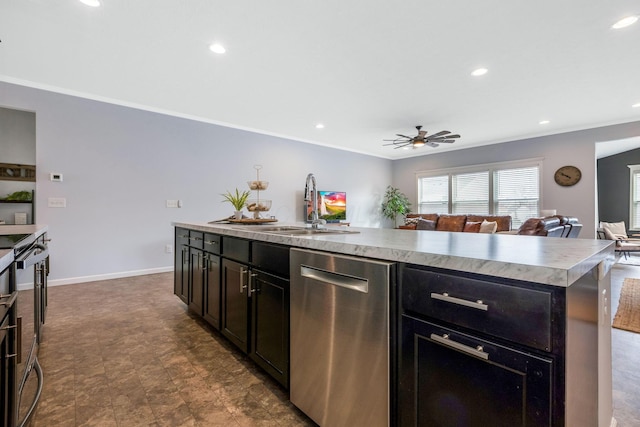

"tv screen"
[306,191,347,222]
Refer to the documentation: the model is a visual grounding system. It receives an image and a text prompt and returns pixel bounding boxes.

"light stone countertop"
[0,224,49,273]
[174,221,616,287]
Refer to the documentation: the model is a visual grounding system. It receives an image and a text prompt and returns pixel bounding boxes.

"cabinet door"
[203,254,221,330]
[221,259,249,353]
[174,229,189,303]
[399,315,553,427]
[188,248,205,316]
[250,270,289,388]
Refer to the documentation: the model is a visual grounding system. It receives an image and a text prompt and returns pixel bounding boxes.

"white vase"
[234,210,243,220]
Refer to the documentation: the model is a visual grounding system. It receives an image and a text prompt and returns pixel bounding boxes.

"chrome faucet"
[304,173,326,229]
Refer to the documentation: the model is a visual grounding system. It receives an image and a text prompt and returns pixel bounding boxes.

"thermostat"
[50,173,63,182]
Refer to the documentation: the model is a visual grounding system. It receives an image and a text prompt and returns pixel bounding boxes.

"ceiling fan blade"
[445,134,461,139]
[438,139,456,143]
[427,130,450,138]
[396,134,412,139]
[426,141,439,148]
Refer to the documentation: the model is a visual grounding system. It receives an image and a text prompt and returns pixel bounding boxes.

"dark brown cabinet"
[175,229,290,388]
[221,258,250,352]
[219,237,290,388]
[250,268,289,387]
[203,252,221,329]
[398,265,573,427]
[188,248,205,316]
[174,228,190,303]
[399,315,553,427]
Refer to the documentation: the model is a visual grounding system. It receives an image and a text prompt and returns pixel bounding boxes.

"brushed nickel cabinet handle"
[430,292,488,311]
[249,273,259,294]
[239,267,248,293]
[430,333,489,360]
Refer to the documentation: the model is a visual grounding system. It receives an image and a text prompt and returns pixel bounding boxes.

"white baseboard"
[17,266,174,290]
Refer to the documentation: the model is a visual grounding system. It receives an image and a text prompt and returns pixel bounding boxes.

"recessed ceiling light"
[633,102,640,108]
[79,0,101,6]
[612,16,638,29]
[209,43,226,54]
[539,120,550,125]
[471,68,488,76]
[315,123,325,129]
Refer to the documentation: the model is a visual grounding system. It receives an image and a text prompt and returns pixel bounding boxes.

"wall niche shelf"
[0,163,36,182]
[0,190,35,224]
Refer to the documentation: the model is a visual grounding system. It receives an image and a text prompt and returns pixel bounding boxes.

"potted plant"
[381,185,411,226]
[222,188,251,219]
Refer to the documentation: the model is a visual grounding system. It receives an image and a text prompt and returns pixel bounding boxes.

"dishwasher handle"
[300,265,368,293]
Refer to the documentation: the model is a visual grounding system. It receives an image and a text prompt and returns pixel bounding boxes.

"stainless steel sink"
[269,228,359,236]
[232,225,358,236]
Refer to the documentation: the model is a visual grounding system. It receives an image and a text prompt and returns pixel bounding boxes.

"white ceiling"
[1,0,639,160]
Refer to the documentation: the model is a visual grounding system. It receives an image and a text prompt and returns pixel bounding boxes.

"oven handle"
[16,244,49,270]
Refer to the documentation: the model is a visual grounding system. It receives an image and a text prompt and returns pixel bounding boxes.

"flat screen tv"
[306,191,347,223]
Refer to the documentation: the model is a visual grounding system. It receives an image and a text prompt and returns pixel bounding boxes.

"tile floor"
[20,263,640,426]
[24,272,314,426]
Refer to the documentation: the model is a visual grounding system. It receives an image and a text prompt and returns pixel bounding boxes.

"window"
[494,166,540,226]
[452,171,489,214]
[630,165,640,229]
[418,175,448,213]
[417,160,541,228]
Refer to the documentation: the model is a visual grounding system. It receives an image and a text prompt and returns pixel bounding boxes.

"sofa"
[399,214,512,233]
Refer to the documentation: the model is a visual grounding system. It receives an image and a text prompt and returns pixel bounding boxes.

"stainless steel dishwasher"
[290,248,395,427]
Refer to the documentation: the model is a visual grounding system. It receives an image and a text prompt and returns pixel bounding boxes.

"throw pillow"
[405,217,420,226]
[416,218,436,231]
[479,220,498,234]
[463,221,481,232]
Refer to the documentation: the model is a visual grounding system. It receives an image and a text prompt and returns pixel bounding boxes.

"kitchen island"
[173,221,615,427]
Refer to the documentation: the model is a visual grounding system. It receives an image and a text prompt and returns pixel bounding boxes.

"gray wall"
[392,121,640,239]
[3,79,640,284]
[0,82,392,284]
[597,147,640,228]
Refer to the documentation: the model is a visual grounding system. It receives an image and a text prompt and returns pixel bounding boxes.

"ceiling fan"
[383,125,460,149]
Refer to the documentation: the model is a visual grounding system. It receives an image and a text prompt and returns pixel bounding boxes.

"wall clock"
[554,165,582,187]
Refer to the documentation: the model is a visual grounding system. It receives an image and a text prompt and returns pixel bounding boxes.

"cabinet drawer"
[188,231,204,249]
[252,241,289,278]
[402,265,553,351]
[175,228,190,247]
[203,233,221,254]
[222,236,250,263]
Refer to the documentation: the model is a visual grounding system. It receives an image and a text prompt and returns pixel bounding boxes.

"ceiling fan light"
[612,16,638,29]
[412,140,425,147]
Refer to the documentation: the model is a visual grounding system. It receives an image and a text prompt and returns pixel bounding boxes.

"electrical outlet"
[166,199,179,208]
[165,244,173,254]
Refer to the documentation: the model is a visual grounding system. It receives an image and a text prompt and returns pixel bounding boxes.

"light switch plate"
[166,199,179,208]
[48,197,67,208]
